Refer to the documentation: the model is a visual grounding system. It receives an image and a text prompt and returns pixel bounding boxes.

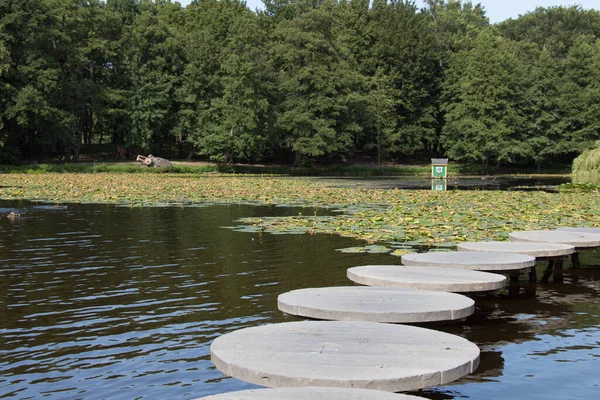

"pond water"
[310,175,571,191]
[0,200,598,400]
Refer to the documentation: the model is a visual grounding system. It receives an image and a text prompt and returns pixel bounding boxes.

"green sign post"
[431,158,448,179]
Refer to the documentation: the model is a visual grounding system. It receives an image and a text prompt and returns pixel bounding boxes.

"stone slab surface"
[211,321,480,392]
[556,227,600,235]
[196,387,422,399]
[278,286,474,323]
[347,265,506,293]
[401,251,535,271]
[457,241,574,257]
[509,230,600,248]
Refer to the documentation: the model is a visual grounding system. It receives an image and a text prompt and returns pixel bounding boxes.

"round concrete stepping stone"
[196,387,422,399]
[277,286,474,323]
[347,265,506,293]
[556,227,600,235]
[457,241,574,258]
[211,321,480,392]
[401,251,535,272]
[509,230,600,248]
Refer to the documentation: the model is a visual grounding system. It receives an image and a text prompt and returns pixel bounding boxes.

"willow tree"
[573,141,600,185]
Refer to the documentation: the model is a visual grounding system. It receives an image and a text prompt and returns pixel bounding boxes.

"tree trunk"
[292,150,302,167]
[177,133,183,158]
[86,105,93,145]
[73,114,84,162]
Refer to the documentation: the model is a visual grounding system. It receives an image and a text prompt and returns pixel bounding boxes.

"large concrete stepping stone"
[401,251,535,272]
[509,230,600,249]
[347,265,506,293]
[196,387,422,399]
[457,241,574,258]
[210,321,480,392]
[277,286,474,323]
[556,227,600,235]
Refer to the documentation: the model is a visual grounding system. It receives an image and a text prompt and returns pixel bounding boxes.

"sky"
[176,0,598,23]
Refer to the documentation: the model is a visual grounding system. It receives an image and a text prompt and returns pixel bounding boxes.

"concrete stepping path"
[457,241,574,257]
[277,286,474,323]
[556,227,600,235]
[347,265,506,293]
[509,230,600,249]
[210,321,480,392]
[196,387,422,399]
[401,251,535,272]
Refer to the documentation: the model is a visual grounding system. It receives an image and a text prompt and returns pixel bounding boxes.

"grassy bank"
[1,162,433,176]
[1,160,572,176]
[1,173,598,247]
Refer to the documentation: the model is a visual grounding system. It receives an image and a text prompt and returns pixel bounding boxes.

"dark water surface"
[0,201,598,400]
[311,175,571,191]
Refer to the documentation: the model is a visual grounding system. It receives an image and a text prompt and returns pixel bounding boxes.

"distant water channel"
[310,175,571,191]
[0,198,598,399]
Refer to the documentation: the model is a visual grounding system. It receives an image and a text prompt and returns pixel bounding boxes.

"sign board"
[431,158,448,179]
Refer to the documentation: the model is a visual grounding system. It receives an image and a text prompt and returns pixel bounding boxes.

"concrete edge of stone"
[456,241,575,257]
[509,230,600,248]
[277,286,475,323]
[193,386,425,399]
[400,251,536,271]
[347,265,506,293]
[210,321,481,392]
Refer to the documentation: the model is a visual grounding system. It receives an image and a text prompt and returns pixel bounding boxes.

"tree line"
[1,0,599,168]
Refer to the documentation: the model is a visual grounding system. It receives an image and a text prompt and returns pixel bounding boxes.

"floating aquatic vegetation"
[391,249,417,257]
[336,247,369,254]
[336,245,391,254]
[1,173,600,247]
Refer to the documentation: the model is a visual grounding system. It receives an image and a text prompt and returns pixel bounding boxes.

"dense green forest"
[1,0,599,167]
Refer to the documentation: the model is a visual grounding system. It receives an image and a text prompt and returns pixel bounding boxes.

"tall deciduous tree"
[272,1,362,166]
[0,0,62,160]
[181,0,270,163]
[441,28,528,168]
[558,36,600,153]
[498,6,600,58]
[127,0,185,154]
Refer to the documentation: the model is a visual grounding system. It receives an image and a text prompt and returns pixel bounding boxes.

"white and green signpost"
[431,158,448,191]
[431,158,448,179]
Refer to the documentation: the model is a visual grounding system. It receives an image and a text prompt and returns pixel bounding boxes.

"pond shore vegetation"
[573,141,600,185]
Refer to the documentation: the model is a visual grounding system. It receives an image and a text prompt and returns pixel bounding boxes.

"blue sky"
[176,0,598,23]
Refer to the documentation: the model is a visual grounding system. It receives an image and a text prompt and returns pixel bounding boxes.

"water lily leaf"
[232,226,262,233]
[336,247,369,253]
[391,249,417,256]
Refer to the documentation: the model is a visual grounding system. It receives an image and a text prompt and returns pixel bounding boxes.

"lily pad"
[363,245,392,254]
[391,249,417,257]
[336,247,369,253]
[231,226,262,233]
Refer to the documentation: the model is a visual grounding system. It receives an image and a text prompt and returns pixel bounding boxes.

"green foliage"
[181,0,271,163]
[441,28,529,167]
[498,6,600,57]
[0,148,20,165]
[0,0,599,170]
[572,141,600,185]
[557,182,600,193]
[271,2,363,165]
